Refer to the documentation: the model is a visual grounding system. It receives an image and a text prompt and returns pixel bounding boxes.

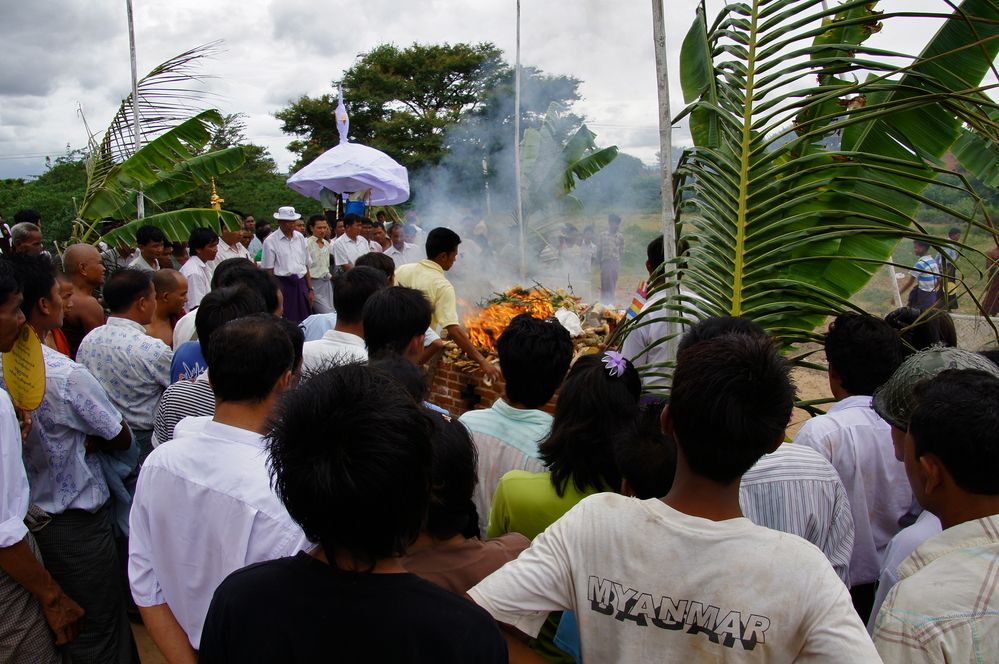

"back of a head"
[824,312,904,396]
[369,352,429,402]
[196,286,268,364]
[267,364,434,569]
[884,307,958,354]
[103,268,152,314]
[207,314,294,404]
[615,402,677,500]
[332,266,388,325]
[424,414,480,540]
[355,251,395,281]
[213,262,280,313]
[497,314,573,408]
[539,352,641,497]
[646,236,665,273]
[273,316,305,376]
[671,334,795,485]
[210,257,255,289]
[910,369,999,495]
[13,209,40,225]
[425,227,460,260]
[677,316,767,355]
[0,259,22,306]
[3,253,52,318]
[363,287,432,356]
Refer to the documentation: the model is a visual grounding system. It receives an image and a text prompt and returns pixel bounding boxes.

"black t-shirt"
[198,552,507,663]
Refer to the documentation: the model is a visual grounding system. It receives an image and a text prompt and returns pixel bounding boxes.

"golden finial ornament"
[209,177,224,211]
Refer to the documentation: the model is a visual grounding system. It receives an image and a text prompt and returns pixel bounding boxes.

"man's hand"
[307,290,315,306]
[480,359,502,385]
[41,590,84,645]
[15,407,32,443]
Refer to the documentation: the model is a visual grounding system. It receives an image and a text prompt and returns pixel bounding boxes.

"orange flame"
[463,288,556,354]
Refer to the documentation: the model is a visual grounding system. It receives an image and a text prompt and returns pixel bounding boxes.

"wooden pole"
[126,0,144,219]
[651,0,678,363]
[515,0,526,281]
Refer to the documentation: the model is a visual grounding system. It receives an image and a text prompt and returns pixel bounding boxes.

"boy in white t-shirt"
[469,324,880,663]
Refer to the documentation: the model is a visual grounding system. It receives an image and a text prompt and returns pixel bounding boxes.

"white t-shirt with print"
[469,493,879,663]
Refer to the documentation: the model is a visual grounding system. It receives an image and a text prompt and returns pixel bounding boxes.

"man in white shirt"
[332,214,370,271]
[301,266,387,374]
[0,261,83,662]
[872,368,999,661]
[469,328,880,662]
[210,224,253,267]
[128,225,165,272]
[129,315,310,659]
[793,313,909,622]
[384,222,421,266]
[262,206,313,323]
[0,253,137,663]
[178,227,219,309]
[77,269,172,463]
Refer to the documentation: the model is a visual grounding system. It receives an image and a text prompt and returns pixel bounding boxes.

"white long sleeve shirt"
[128,420,311,648]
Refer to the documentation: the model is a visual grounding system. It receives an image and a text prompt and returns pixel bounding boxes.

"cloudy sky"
[0,0,947,180]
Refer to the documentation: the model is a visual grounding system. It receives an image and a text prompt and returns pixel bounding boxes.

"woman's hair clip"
[602,350,628,378]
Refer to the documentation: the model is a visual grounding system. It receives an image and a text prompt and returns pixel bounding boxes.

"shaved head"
[152,268,182,294]
[63,243,101,275]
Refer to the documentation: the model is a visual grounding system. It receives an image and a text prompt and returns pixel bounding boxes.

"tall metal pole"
[514,0,526,280]
[651,0,677,362]
[126,0,144,219]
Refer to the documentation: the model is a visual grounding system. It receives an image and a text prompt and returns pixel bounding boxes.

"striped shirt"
[911,254,940,292]
[740,443,855,583]
[152,374,215,447]
[459,399,552,537]
[873,515,999,661]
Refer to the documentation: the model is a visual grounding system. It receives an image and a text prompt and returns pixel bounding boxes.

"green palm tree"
[619,0,999,387]
[73,44,245,247]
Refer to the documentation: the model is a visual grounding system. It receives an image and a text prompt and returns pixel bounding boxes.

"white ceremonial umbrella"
[286,141,410,206]
[286,89,409,205]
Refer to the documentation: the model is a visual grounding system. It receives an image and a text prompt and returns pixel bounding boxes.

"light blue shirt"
[0,346,122,513]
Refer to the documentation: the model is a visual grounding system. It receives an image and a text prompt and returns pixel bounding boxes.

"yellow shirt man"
[395,259,459,331]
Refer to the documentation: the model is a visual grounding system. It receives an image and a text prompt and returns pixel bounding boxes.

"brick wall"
[427,357,557,417]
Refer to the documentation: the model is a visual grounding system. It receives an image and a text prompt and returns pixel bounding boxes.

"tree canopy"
[275,42,581,173]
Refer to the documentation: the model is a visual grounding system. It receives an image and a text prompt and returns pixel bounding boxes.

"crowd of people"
[0,206,997,663]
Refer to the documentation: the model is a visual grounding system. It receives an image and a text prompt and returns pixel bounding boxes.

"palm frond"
[83,42,222,210]
[618,0,999,387]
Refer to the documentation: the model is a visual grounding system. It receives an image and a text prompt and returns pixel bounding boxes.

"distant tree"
[275,42,580,173]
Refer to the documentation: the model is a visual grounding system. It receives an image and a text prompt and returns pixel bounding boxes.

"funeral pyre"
[443,286,624,372]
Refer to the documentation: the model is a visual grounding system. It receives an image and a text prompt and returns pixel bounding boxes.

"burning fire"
[463,287,557,354]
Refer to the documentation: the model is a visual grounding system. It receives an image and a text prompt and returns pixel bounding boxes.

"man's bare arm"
[139,603,197,664]
[446,324,502,382]
[0,539,84,645]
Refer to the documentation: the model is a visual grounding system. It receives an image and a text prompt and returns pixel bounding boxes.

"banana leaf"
[79,110,229,222]
[101,208,242,247]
